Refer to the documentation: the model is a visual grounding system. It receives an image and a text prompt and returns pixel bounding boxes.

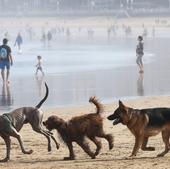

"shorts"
[37,66,43,71]
[136,54,143,65]
[0,60,10,70]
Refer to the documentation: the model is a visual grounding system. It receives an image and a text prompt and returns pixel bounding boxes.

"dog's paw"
[142,147,155,151]
[48,147,52,152]
[28,150,33,154]
[56,143,60,149]
[24,149,33,154]
[157,152,166,157]
[109,144,114,150]
[124,154,136,160]
[91,154,96,159]
[149,147,155,151]
[63,157,75,160]
[94,151,99,156]
[0,158,9,163]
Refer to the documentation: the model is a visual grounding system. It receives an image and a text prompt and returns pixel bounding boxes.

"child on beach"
[35,55,44,76]
[136,35,144,73]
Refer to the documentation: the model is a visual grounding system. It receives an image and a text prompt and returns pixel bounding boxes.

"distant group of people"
[41,31,53,46]
[0,35,143,84]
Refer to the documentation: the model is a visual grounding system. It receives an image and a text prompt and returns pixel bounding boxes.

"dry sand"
[0,96,170,169]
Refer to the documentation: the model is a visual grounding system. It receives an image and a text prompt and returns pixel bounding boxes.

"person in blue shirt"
[0,38,13,84]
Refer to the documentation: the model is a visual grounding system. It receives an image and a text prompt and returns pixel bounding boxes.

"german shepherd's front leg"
[130,135,144,157]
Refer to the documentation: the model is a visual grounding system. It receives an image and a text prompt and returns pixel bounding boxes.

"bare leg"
[136,57,143,73]
[35,68,38,75]
[6,69,10,83]
[1,69,5,83]
[140,59,144,72]
[40,69,45,76]
[18,44,21,52]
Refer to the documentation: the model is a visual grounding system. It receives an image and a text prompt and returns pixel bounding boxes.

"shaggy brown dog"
[43,96,113,160]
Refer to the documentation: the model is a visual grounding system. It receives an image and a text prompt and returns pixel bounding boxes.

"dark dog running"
[43,96,113,160]
[108,100,170,157]
[0,82,59,162]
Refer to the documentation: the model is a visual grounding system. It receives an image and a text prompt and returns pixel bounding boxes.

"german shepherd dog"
[43,97,113,160]
[107,100,170,157]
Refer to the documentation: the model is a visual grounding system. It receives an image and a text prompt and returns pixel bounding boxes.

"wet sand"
[0,96,170,169]
[0,16,170,111]
[0,36,169,111]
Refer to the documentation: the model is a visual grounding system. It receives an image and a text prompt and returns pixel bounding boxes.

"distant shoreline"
[0,16,170,28]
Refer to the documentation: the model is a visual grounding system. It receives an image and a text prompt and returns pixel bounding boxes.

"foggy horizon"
[0,0,170,17]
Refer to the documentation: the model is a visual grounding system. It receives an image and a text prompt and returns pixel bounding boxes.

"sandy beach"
[0,96,170,169]
[0,16,169,168]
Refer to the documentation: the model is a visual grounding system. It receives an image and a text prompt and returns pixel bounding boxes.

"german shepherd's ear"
[119,100,127,110]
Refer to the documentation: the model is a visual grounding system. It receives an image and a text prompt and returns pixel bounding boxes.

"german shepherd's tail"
[35,82,49,109]
[89,96,104,114]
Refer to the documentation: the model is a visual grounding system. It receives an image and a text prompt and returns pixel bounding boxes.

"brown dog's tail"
[35,82,49,109]
[89,96,104,114]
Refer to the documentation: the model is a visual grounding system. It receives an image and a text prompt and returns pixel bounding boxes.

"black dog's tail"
[89,96,104,114]
[35,82,49,109]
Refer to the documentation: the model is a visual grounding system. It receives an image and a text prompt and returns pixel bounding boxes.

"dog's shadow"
[16,156,160,165]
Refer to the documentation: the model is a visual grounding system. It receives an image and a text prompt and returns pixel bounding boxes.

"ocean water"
[11,39,154,75]
[0,37,169,112]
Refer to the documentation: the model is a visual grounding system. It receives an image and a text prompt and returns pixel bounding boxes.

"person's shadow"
[137,72,144,96]
[0,84,14,110]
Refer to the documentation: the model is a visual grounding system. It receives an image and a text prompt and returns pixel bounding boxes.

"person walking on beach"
[136,35,144,73]
[14,32,23,53]
[35,55,44,76]
[0,38,13,84]
[47,31,52,46]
